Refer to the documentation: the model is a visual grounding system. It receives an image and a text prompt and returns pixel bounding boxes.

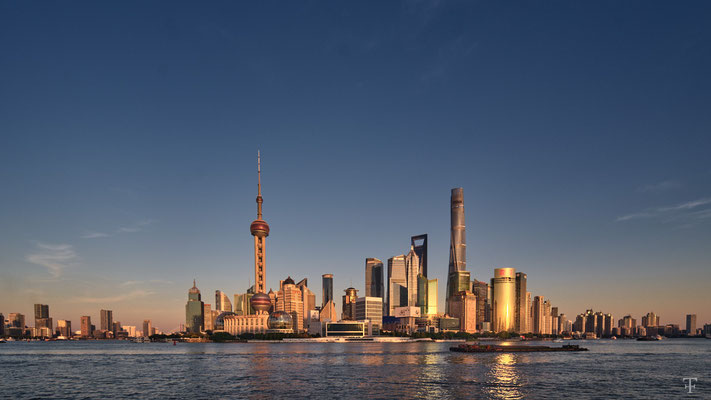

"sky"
[1,1,710,332]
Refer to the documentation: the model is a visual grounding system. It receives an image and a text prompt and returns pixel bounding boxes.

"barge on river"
[450,343,588,353]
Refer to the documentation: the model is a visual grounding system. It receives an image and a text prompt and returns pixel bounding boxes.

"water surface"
[1,339,708,399]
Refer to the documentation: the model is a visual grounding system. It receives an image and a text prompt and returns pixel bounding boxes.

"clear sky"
[1,1,710,332]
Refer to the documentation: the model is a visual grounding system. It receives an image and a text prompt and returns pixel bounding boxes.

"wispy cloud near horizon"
[25,243,78,278]
[81,231,110,239]
[616,197,711,224]
[71,289,154,304]
[116,219,154,234]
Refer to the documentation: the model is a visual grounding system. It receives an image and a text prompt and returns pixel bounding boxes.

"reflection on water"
[0,340,708,399]
[485,353,523,399]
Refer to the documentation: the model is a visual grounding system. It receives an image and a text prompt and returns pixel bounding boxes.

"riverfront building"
[491,267,516,333]
[185,280,205,333]
[446,188,467,315]
[365,258,384,298]
[355,296,383,334]
[387,255,407,316]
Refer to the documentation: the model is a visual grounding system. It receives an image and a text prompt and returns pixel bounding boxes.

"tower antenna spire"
[256,150,263,219]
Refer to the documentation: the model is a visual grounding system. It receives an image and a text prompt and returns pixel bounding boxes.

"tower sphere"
[267,311,293,330]
[250,292,271,313]
[250,219,270,237]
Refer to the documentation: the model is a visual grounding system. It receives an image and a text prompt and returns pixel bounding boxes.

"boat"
[610,336,617,340]
[0,339,6,343]
[450,343,588,353]
[637,335,663,341]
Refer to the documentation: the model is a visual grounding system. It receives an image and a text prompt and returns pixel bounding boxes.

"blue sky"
[1,1,710,331]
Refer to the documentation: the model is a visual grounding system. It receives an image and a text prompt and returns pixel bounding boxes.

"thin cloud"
[616,197,711,224]
[71,289,154,304]
[638,180,681,193]
[81,231,110,239]
[116,219,154,234]
[25,243,78,278]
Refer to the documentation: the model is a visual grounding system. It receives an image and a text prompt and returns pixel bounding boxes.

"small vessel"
[610,336,617,340]
[450,343,588,353]
[636,335,663,341]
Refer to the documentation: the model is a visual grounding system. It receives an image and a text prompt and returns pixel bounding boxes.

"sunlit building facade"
[491,267,516,332]
[355,296,383,334]
[185,280,204,333]
[365,258,384,298]
[215,290,232,313]
[387,255,407,316]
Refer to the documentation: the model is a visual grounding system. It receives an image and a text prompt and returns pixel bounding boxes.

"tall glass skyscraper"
[410,234,428,278]
[492,268,516,333]
[446,188,468,315]
[215,290,232,312]
[387,255,407,316]
[515,272,528,333]
[185,280,205,333]
[322,274,333,309]
[100,309,113,332]
[365,258,384,298]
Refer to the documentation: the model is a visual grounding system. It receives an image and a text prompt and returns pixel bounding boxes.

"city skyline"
[2,2,711,330]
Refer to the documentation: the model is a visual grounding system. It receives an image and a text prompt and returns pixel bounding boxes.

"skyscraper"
[387,255,407,316]
[185,280,205,333]
[56,320,71,338]
[203,304,214,331]
[365,258,384,299]
[446,188,468,315]
[34,304,51,330]
[515,272,527,333]
[276,277,304,332]
[405,246,420,307]
[492,267,516,333]
[296,278,316,331]
[355,297,383,334]
[143,320,152,338]
[215,290,232,312]
[100,309,113,332]
[250,151,270,296]
[410,234,428,278]
[532,296,544,334]
[80,316,92,337]
[322,274,333,309]
[686,314,697,335]
[472,280,489,331]
[342,287,358,321]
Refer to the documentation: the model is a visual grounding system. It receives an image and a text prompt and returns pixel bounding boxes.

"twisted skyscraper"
[446,188,471,315]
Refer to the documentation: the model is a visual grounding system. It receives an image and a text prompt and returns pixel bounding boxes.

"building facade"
[322,274,333,309]
[215,290,232,312]
[355,296,383,334]
[185,280,205,333]
[387,255,407,316]
[446,188,467,315]
[365,258,384,298]
[492,268,516,332]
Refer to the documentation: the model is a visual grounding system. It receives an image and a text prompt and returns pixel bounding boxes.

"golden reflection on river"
[485,353,524,399]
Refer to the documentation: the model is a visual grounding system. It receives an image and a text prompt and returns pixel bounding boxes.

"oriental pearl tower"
[249,152,272,314]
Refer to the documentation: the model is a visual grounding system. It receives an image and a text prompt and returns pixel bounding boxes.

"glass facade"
[492,268,516,333]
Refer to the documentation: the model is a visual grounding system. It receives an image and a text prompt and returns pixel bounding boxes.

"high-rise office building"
[320,300,337,322]
[143,320,152,338]
[410,234,428,278]
[532,296,544,334]
[34,304,51,330]
[322,274,334,309]
[387,255,407,316]
[100,309,113,332]
[276,277,304,332]
[472,280,488,330]
[525,292,532,334]
[0,313,4,337]
[342,287,358,321]
[365,258,384,299]
[446,188,467,315]
[417,274,428,316]
[56,320,71,338]
[686,314,697,335]
[215,290,232,312]
[185,280,205,333]
[355,296,383,334]
[296,278,316,331]
[80,316,92,337]
[203,304,214,331]
[449,291,477,333]
[642,312,659,327]
[515,272,527,333]
[405,246,420,307]
[492,268,516,332]
[426,278,438,316]
[234,292,254,316]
